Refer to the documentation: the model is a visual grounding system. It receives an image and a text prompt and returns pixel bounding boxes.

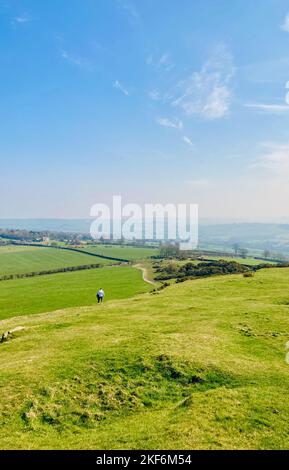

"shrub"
[155,259,251,282]
[243,272,254,278]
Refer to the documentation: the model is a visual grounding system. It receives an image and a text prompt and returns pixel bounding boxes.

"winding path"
[134,264,156,286]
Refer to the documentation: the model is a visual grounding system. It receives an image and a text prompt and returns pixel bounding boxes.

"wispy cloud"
[281,12,289,32]
[156,116,196,150]
[182,136,194,146]
[15,16,29,23]
[245,103,289,113]
[172,44,234,120]
[158,53,175,72]
[11,14,31,26]
[149,90,174,104]
[61,50,94,70]
[156,117,183,130]
[148,90,161,101]
[118,0,140,23]
[113,80,129,96]
[146,52,175,73]
[250,142,289,177]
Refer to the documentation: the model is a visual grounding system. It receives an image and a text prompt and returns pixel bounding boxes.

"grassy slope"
[0,266,151,320]
[79,245,159,260]
[0,246,112,276]
[202,256,274,266]
[1,268,289,449]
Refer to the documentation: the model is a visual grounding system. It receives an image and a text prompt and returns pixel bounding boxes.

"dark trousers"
[97,296,103,303]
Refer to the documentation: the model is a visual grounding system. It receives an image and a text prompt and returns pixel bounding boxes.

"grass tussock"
[19,354,240,432]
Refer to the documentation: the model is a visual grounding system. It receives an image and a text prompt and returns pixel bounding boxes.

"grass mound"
[19,354,240,432]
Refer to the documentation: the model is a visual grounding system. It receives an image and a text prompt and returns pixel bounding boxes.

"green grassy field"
[0,245,112,276]
[0,266,151,320]
[1,267,289,449]
[201,256,275,266]
[79,245,160,261]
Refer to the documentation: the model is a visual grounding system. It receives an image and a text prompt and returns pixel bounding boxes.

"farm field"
[0,245,112,276]
[1,267,289,449]
[79,245,160,261]
[0,265,151,320]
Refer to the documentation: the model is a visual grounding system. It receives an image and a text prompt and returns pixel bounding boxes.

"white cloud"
[146,52,175,72]
[172,44,234,120]
[156,117,183,130]
[113,80,129,96]
[15,16,29,23]
[250,142,289,177]
[11,15,31,26]
[62,50,81,66]
[61,50,93,70]
[118,0,140,22]
[281,12,289,32]
[148,90,161,101]
[158,53,175,72]
[245,103,289,113]
[202,86,231,119]
[182,136,194,146]
[159,53,169,65]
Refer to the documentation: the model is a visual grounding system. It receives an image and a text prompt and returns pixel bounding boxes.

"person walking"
[96,288,105,303]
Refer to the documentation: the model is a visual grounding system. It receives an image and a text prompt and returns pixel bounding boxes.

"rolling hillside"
[1,268,289,449]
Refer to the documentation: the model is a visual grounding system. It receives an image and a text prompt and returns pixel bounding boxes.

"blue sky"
[1,0,289,219]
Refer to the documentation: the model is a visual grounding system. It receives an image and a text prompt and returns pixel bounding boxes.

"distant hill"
[199,223,289,253]
[1,219,289,254]
[0,219,92,233]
